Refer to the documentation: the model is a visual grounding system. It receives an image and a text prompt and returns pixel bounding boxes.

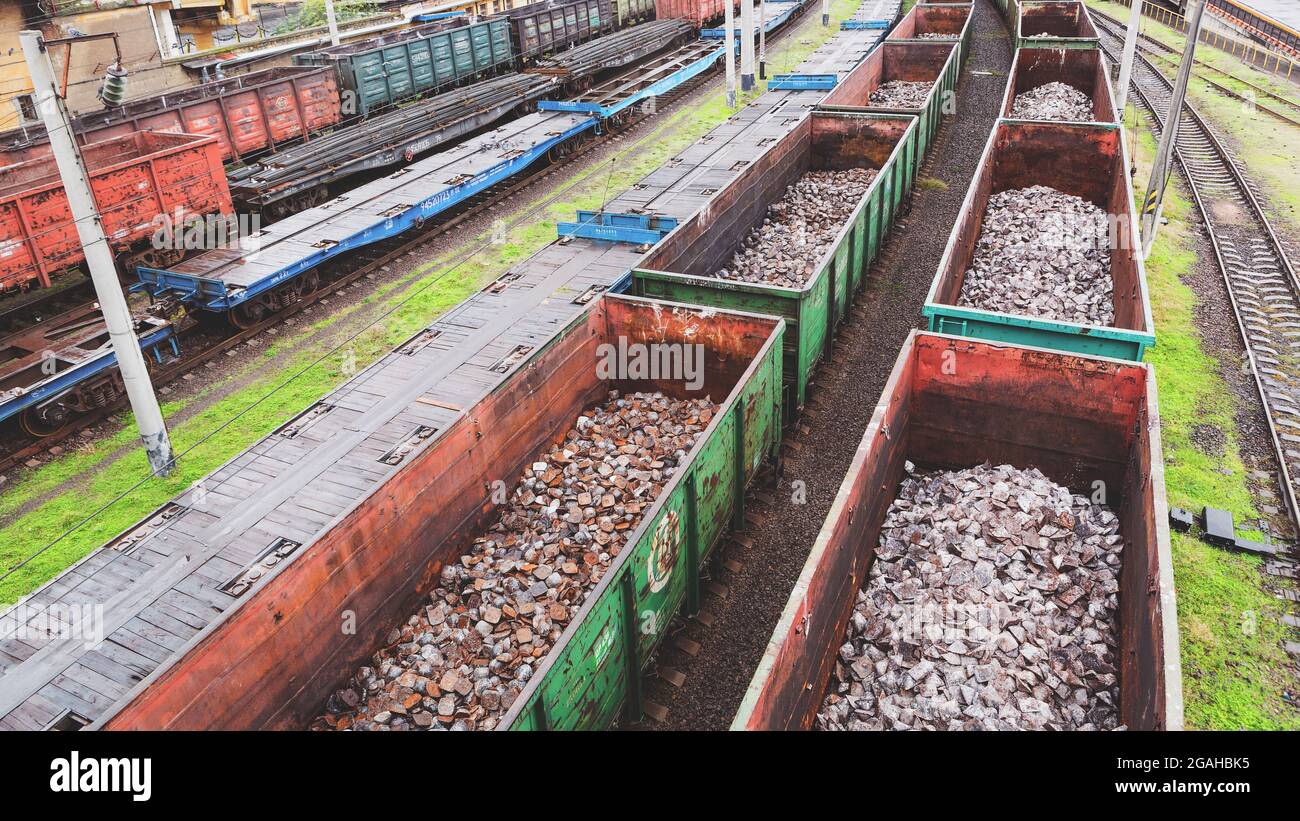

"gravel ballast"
[869,79,934,109]
[315,390,717,731]
[715,168,878,288]
[1010,81,1094,121]
[817,462,1126,731]
[634,0,1016,731]
[957,184,1115,326]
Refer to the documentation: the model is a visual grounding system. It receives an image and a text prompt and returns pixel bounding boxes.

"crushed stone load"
[1010,81,1094,121]
[915,31,958,39]
[714,168,877,288]
[868,79,933,109]
[314,390,718,731]
[817,462,1127,731]
[957,184,1114,326]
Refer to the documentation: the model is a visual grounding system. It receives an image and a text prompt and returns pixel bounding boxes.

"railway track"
[1091,7,1300,127]
[1095,14,1300,537]
[0,17,804,480]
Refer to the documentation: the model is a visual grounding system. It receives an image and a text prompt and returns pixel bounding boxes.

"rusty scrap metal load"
[1010,81,1094,121]
[817,461,1127,731]
[227,73,560,216]
[530,19,696,77]
[315,391,719,731]
[956,184,1114,327]
[716,168,880,289]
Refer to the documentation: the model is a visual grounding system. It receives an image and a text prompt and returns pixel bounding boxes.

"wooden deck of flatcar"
[0,3,901,731]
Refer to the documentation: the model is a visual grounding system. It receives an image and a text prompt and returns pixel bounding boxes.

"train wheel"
[19,403,67,437]
[228,300,267,329]
[548,141,573,164]
[295,271,320,298]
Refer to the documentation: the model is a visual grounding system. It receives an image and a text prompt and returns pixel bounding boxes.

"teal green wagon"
[296,18,514,117]
[632,111,919,422]
[923,120,1154,361]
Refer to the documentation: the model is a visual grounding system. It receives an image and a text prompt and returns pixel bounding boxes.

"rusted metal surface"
[505,0,615,62]
[888,3,973,65]
[733,332,1183,731]
[0,11,899,733]
[654,0,739,26]
[1001,46,1119,123]
[1015,1,1101,50]
[820,40,960,157]
[99,296,782,730]
[0,67,341,167]
[924,120,1154,359]
[0,131,233,293]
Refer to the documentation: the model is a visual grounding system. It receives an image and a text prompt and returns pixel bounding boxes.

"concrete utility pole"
[725,0,737,108]
[20,31,175,476]
[822,0,830,26]
[759,0,767,80]
[324,0,341,47]
[741,0,755,92]
[1115,0,1144,112]
[1141,0,1205,257]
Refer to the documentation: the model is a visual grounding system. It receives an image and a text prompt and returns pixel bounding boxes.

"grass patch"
[1126,105,1300,729]
[915,176,948,191]
[0,0,863,605]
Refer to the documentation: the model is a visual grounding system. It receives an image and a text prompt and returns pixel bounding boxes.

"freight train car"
[820,39,961,160]
[0,131,233,294]
[887,2,974,65]
[1001,47,1118,123]
[0,0,903,732]
[0,306,178,436]
[1015,1,1101,50]
[294,17,515,118]
[0,296,783,731]
[632,110,919,420]
[733,332,1183,731]
[922,120,1154,360]
[654,0,740,26]
[615,0,658,26]
[503,0,616,62]
[0,66,342,167]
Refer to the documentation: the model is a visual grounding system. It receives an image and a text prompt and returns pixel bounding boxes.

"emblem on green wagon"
[646,510,682,594]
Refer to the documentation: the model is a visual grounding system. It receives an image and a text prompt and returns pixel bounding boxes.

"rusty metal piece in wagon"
[956,185,1114,326]
[714,168,878,289]
[312,390,718,731]
[817,462,1126,731]
[1010,82,1094,122]
[867,80,933,109]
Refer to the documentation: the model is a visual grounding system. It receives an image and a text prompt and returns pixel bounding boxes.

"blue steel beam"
[0,324,177,425]
[138,117,600,313]
[537,45,727,119]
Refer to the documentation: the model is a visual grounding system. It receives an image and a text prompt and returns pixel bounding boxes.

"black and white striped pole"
[1140,0,1205,258]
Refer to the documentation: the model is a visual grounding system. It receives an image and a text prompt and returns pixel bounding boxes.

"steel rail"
[1096,13,1300,533]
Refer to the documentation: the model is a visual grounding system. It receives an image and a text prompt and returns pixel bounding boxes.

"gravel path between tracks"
[631,0,1014,730]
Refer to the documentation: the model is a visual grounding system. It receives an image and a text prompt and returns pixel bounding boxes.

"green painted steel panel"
[298,19,516,116]
[923,306,1151,360]
[632,114,919,421]
[507,317,784,730]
